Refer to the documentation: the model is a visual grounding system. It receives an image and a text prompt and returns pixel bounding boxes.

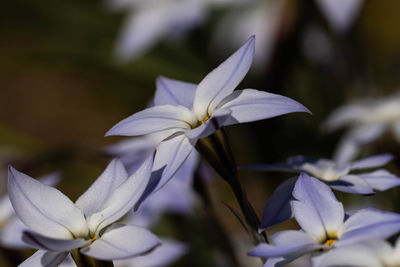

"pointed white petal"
[105,105,195,137]
[154,76,197,108]
[81,223,160,260]
[259,178,297,231]
[8,166,88,239]
[322,103,368,132]
[19,250,69,267]
[76,159,128,216]
[193,36,255,118]
[292,173,344,241]
[358,169,400,191]
[134,134,195,210]
[87,154,154,234]
[218,89,310,126]
[329,175,375,195]
[114,239,188,267]
[248,230,321,259]
[340,208,400,245]
[0,217,29,249]
[185,108,231,141]
[312,241,383,267]
[350,154,394,170]
[23,231,88,252]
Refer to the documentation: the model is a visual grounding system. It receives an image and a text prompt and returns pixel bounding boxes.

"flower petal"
[350,154,394,170]
[312,241,384,267]
[22,231,88,252]
[134,135,195,210]
[192,36,255,118]
[81,223,160,260]
[259,178,296,231]
[185,108,232,141]
[218,89,310,126]
[248,230,320,259]
[291,173,344,241]
[328,175,375,195]
[105,105,194,137]
[114,239,188,267]
[154,76,197,108]
[358,169,400,191]
[76,159,128,216]
[0,217,29,249]
[19,250,69,267]
[87,154,154,234]
[8,166,88,239]
[340,208,400,245]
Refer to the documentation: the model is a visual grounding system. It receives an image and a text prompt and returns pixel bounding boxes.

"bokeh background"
[1,0,400,266]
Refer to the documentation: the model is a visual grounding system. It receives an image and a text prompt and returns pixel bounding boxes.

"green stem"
[195,128,266,245]
[71,250,114,267]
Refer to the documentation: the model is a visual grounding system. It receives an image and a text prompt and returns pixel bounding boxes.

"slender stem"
[193,166,241,266]
[195,128,266,245]
[71,250,114,267]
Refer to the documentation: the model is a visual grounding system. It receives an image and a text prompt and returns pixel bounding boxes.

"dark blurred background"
[1,0,400,266]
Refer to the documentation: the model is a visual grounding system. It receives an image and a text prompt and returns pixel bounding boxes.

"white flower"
[8,157,160,266]
[106,36,309,194]
[323,93,400,162]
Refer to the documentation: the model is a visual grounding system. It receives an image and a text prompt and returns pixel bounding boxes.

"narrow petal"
[248,230,320,259]
[312,242,384,267]
[76,159,128,216]
[340,208,400,245]
[133,136,196,211]
[358,169,400,191]
[185,108,231,141]
[19,250,69,267]
[154,76,197,108]
[81,223,160,260]
[334,124,386,163]
[8,166,88,239]
[350,154,394,170]
[0,217,29,249]
[87,154,154,234]
[329,175,375,195]
[105,105,194,137]
[218,89,310,126]
[291,173,344,241]
[22,231,88,251]
[114,239,188,267]
[259,178,297,231]
[192,36,255,118]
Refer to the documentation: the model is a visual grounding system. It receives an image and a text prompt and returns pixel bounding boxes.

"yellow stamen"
[201,116,210,124]
[324,239,337,246]
[91,236,97,242]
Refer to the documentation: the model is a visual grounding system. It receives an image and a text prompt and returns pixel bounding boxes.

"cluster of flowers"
[4,34,400,267]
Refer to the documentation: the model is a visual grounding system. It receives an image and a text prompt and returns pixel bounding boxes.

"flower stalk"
[195,128,266,244]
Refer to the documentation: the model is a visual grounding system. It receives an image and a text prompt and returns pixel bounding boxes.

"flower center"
[324,239,337,246]
[201,115,210,124]
[91,236,97,242]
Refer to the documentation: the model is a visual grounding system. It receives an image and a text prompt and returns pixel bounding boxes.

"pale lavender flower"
[323,93,400,162]
[249,173,400,267]
[253,154,400,230]
[213,0,287,69]
[249,154,400,195]
[110,0,208,61]
[0,172,60,249]
[106,36,310,194]
[313,237,400,267]
[316,0,364,32]
[8,157,160,266]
